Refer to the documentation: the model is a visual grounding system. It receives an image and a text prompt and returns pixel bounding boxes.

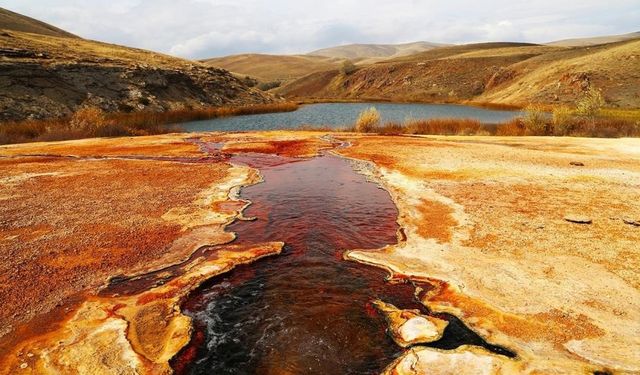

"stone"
[564,215,592,224]
[373,300,448,347]
[570,161,585,166]
[622,217,640,227]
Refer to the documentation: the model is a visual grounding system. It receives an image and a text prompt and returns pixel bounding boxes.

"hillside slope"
[0,29,274,121]
[0,7,78,38]
[308,41,446,60]
[202,53,344,82]
[548,31,640,47]
[278,41,640,108]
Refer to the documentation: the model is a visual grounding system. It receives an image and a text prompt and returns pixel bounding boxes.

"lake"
[179,102,521,132]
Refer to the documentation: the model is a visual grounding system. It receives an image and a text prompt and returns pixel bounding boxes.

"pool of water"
[179,102,520,132]
[170,145,513,374]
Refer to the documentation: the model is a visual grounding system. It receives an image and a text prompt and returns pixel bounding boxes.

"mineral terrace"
[1,131,639,374]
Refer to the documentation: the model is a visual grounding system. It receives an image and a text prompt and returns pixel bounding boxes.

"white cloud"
[3,0,639,58]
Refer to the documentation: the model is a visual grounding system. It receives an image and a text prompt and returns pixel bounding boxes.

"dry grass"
[496,115,640,137]
[405,118,482,135]
[355,107,381,133]
[0,102,299,145]
[496,118,526,136]
[354,117,483,135]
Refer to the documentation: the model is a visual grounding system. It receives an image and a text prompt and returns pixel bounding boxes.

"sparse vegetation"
[354,115,483,135]
[496,111,640,138]
[355,107,381,132]
[0,102,299,144]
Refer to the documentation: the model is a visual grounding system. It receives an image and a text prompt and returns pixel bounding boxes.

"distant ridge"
[307,41,448,60]
[547,31,640,47]
[0,7,79,38]
[202,53,344,82]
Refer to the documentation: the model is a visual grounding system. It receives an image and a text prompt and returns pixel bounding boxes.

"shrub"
[243,76,258,87]
[257,81,281,91]
[355,107,380,133]
[523,104,549,135]
[340,60,357,75]
[496,118,526,136]
[552,106,574,136]
[69,107,108,133]
[377,121,405,135]
[576,87,605,119]
[405,118,481,135]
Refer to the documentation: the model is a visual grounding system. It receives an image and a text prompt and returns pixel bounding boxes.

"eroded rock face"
[0,31,274,121]
[374,300,448,347]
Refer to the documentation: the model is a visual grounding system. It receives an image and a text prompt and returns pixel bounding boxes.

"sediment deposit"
[1,132,639,374]
[339,135,640,373]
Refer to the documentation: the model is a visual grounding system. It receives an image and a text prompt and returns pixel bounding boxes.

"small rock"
[20,363,28,369]
[373,300,448,347]
[622,217,640,227]
[564,215,592,224]
[570,161,585,166]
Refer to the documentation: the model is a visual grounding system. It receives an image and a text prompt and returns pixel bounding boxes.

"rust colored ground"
[339,134,640,373]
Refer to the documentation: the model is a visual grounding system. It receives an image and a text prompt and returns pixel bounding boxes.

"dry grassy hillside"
[0,29,273,121]
[202,53,344,82]
[548,31,640,47]
[308,41,446,60]
[278,40,640,108]
[0,7,78,38]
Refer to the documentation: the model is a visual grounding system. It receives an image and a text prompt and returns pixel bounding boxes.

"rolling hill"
[202,41,449,88]
[277,40,640,108]
[0,7,78,38]
[548,31,640,47]
[308,41,447,60]
[0,9,273,121]
[202,53,344,82]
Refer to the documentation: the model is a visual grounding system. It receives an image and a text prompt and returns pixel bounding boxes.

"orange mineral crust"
[2,132,640,375]
[340,135,640,373]
[0,135,263,362]
[204,130,335,158]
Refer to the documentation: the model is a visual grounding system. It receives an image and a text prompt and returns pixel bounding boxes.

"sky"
[3,0,639,59]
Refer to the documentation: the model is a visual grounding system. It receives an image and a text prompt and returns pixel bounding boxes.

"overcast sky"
[3,0,639,58]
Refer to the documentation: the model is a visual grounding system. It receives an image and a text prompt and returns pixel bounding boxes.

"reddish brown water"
[171,149,513,374]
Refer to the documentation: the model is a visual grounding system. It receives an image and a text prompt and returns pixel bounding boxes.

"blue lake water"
[179,102,521,132]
